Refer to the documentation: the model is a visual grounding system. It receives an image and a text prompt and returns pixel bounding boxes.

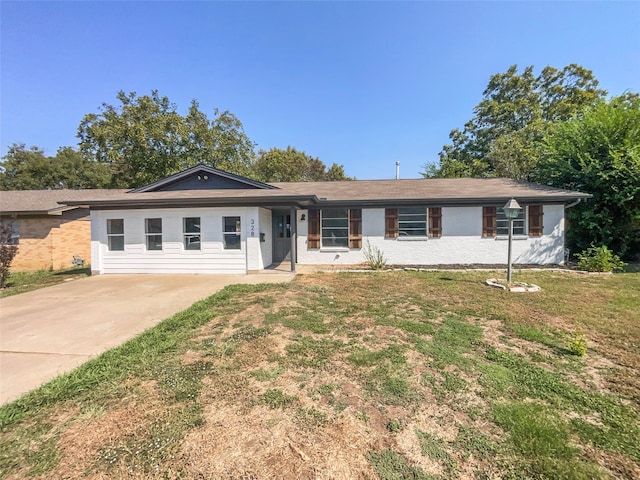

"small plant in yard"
[567,330,588,356]
[363,240,387,270]
[575,245,626,272]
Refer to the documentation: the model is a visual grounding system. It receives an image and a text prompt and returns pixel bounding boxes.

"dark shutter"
[307,209,320,249]
[385,208,398,238]
[482,206,497,237]
[349,209,362,248]
[528,205,543,237]
[428,207,442,238]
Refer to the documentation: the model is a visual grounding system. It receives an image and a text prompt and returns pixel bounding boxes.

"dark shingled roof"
[0,189,128,215]
[57,177,590,209]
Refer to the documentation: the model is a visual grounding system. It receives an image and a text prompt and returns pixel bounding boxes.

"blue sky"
[1,1,638,180]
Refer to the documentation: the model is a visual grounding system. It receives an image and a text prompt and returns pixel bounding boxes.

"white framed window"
[223,216,241,249]
[183,217,201,250]
[107,219,124,251]
[145,218,162,251]
[321,208,349,247]
[497,207,525,236]
[398,207,427,237]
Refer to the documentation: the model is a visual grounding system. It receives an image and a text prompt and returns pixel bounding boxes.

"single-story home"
[0,189,126,271]
[58,165,591,275]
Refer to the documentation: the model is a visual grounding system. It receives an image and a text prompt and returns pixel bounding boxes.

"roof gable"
[129,164,277,193]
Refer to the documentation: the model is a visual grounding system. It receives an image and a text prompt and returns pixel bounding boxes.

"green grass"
[0,267,91,298]
[1,271,639,479]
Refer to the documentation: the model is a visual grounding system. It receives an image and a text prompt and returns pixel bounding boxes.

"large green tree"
[424,64,607,179]
[0,144,110,190]
[535,95,640,260]
[77,91,256,188]
[250,147,353,182]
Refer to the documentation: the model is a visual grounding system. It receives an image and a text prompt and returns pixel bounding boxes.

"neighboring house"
[59,165,591,275]
[0,189,126,271]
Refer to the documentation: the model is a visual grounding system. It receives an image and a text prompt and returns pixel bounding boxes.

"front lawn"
[0,268,91,298]
[1,271,638,479]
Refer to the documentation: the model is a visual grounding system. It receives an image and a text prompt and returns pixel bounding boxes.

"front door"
[273,211,291,262]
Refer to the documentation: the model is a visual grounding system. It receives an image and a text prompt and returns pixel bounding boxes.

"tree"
[77,91,256,188]
[250,147,353,182]
[424,64,607,179]
[0,144,110,190]
[535,94,640,260]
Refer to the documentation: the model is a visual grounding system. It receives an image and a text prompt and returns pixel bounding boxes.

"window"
[183,217,201,250]
[107,219,124,251]
[145,218,162,250]
[483,206,526,237]
[307,209,361,249]
[497,206,525,236]
[398,207,427,236]
[0,219,19,245]
[223,216,241,249]
[321,209,349,247]
[386,207,441,238]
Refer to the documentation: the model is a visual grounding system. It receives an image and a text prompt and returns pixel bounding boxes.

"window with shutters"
[386,207,441,238]
[307,209,362,249]
[483,205,536,237]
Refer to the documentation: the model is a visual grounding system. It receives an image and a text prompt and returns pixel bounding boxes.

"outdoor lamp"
[503,198,522,284]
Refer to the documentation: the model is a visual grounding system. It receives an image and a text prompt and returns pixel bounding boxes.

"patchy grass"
[1,271,639,479]
[0,267,91,298]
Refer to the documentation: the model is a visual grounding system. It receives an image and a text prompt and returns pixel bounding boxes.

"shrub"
[0,223,19,288]
[567,331,587,357]
[575,245,626,272]
[363,240,387,270]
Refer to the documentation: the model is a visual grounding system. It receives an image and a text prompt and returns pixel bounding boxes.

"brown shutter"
[528,205,543,237]
[349,209,362,248]
[385,208,398,238]
[428,207,442,238]
[307,209,320,249]
[482,206,497,237]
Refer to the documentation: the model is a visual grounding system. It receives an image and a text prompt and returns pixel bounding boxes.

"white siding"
[297,205,566,266]
[92,207,257,274]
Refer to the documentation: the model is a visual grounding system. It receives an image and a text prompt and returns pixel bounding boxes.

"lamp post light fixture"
[503,198,522,284]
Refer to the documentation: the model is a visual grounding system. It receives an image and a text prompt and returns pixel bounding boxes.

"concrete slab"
[0,272,294,405]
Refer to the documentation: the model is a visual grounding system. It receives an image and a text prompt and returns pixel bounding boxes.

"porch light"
[503,198,522,284]
[300,213,306,221]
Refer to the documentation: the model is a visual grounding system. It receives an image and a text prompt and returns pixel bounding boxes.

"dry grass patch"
[1,271,638,479]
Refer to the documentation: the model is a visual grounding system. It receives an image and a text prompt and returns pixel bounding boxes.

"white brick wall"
[296,205,566,266]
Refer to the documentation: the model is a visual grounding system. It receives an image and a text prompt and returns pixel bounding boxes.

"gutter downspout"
[565,198,582,209]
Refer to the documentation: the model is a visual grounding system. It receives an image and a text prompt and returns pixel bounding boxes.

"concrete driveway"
[0,272,294,405]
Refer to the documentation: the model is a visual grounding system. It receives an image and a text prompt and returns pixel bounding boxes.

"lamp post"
[503,198,522,285]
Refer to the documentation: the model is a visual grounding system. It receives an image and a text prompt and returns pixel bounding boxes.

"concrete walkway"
[0,272,294,405]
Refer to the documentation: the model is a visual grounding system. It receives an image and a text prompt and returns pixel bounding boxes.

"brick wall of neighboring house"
[5,209,91,271]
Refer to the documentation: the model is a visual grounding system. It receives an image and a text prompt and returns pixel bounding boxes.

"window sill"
[397,236,428,241]
[320,247,350,252]
[495,235,529,241]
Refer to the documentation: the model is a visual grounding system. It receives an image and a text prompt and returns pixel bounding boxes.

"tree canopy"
[250,147,353,182]
[424,64,607,180]
[0,144,110,190]
[535,95,640,260]
[77,91,256,188]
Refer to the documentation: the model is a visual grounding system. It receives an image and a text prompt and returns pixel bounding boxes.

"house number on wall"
[250,219,255,237]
